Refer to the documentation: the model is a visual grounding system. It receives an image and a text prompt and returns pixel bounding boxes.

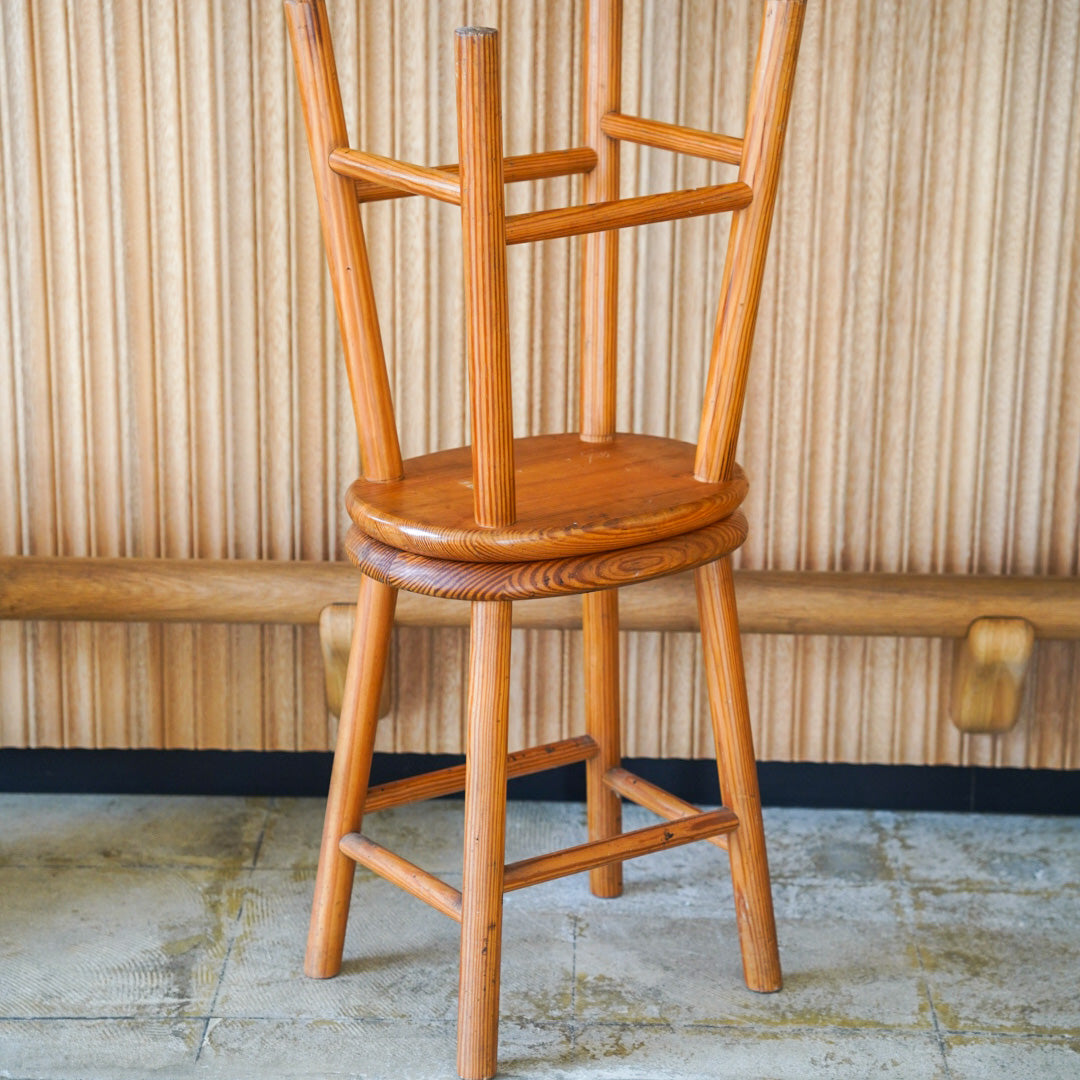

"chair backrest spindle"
[455,28,517,528]
[693,0,806,483]
[579,0,623,443]
[283,0,403,482]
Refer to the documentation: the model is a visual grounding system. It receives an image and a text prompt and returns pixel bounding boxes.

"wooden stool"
[284,2,806,1076]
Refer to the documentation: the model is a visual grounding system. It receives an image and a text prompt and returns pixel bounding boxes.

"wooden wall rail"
[1,557,1077,640]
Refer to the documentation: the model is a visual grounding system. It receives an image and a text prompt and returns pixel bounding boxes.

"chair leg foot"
[457,600,513,1080]
[695,558,781,993]
[305,575,397,979]
[584,589,623,898]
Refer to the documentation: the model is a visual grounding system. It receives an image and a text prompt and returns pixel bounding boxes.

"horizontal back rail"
[329,148,462,204]
[351,147,598,204]
[600,112,743,166]
[506,181,751,245]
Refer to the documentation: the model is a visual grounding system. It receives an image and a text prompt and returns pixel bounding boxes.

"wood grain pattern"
[456,27,515,530]
[600,112,743,166]
[505,182,752,245]
[604,766,728,850]
[502,807,738,892]
[347,436,747,562]
[305,573,397,978]
[329,147,461,204]
[952,617,1035,733]
[3,1,1078,768]
[284,0,402,482]
[584,589,623,897]
[339,832,463,921]
[695,0,806,483]
[350,147,598,204]
[6,557,1080,638]
[346,513,749,602]
[363,734,599,811]
[696,557,780,992]
[579,0,622,441]
[457,599,512,1080]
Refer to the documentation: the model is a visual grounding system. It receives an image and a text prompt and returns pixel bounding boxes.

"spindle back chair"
[285,2,806,1077]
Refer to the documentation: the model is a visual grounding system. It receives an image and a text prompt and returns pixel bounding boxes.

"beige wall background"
[1,0,1078,765]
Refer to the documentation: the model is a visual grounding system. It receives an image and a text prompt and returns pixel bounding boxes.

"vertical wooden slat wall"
[1,1,1078,765]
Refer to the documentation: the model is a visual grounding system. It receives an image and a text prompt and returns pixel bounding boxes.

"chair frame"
[285,2,806,1077]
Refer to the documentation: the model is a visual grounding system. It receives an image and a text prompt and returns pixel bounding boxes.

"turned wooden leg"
[695,557,781,993]
[584,588,623,898]
[457,600,512,1080]
[305,574,397,979]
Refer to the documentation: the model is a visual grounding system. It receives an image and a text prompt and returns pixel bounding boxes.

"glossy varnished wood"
[363,735,599,812]
[284,5,807,1075]
[456,28,515,529]
[329,147,462,204]
[600,112,743,166]
[346,512,748,602]
[304,574,397,978]
[350,147,597,204]
[347,434,748,562]
[339,833,463,921]
[604,766,728,851]
[696,558,781,992]
[283,0,402,482]
[9,557,1080,638]
[502,808,739,892]
[584,589,623,896]
[505,182,752,245]
[695,0,807,483]
[580,0,622,441]
[457,600,512,1080]
[952,617,1035,733]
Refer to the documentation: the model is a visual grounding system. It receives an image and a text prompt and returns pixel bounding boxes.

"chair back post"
[694,0,806,483]
[579,0,623,443]
[284,0,403,482]
[455,28,517,528]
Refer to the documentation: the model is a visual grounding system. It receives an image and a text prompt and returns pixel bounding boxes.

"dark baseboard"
[0,749,1077,814]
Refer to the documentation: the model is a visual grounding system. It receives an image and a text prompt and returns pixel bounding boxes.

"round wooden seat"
[345,510,748,601]
[346,433,747,563]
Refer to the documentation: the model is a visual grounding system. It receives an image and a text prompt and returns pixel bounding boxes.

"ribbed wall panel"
[1,1,1077,765]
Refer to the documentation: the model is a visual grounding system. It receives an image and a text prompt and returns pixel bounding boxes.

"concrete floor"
[0,795,1078,1080]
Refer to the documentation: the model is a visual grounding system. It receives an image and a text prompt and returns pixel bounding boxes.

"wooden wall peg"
[952,616,1035,734]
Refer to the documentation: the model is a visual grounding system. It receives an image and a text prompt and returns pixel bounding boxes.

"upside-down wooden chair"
[285,1,805,1076]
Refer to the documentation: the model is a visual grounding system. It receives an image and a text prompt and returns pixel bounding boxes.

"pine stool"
[284,2,806,1076]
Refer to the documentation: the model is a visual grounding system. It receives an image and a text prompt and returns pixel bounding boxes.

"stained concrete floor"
[0,795,1078,1080]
